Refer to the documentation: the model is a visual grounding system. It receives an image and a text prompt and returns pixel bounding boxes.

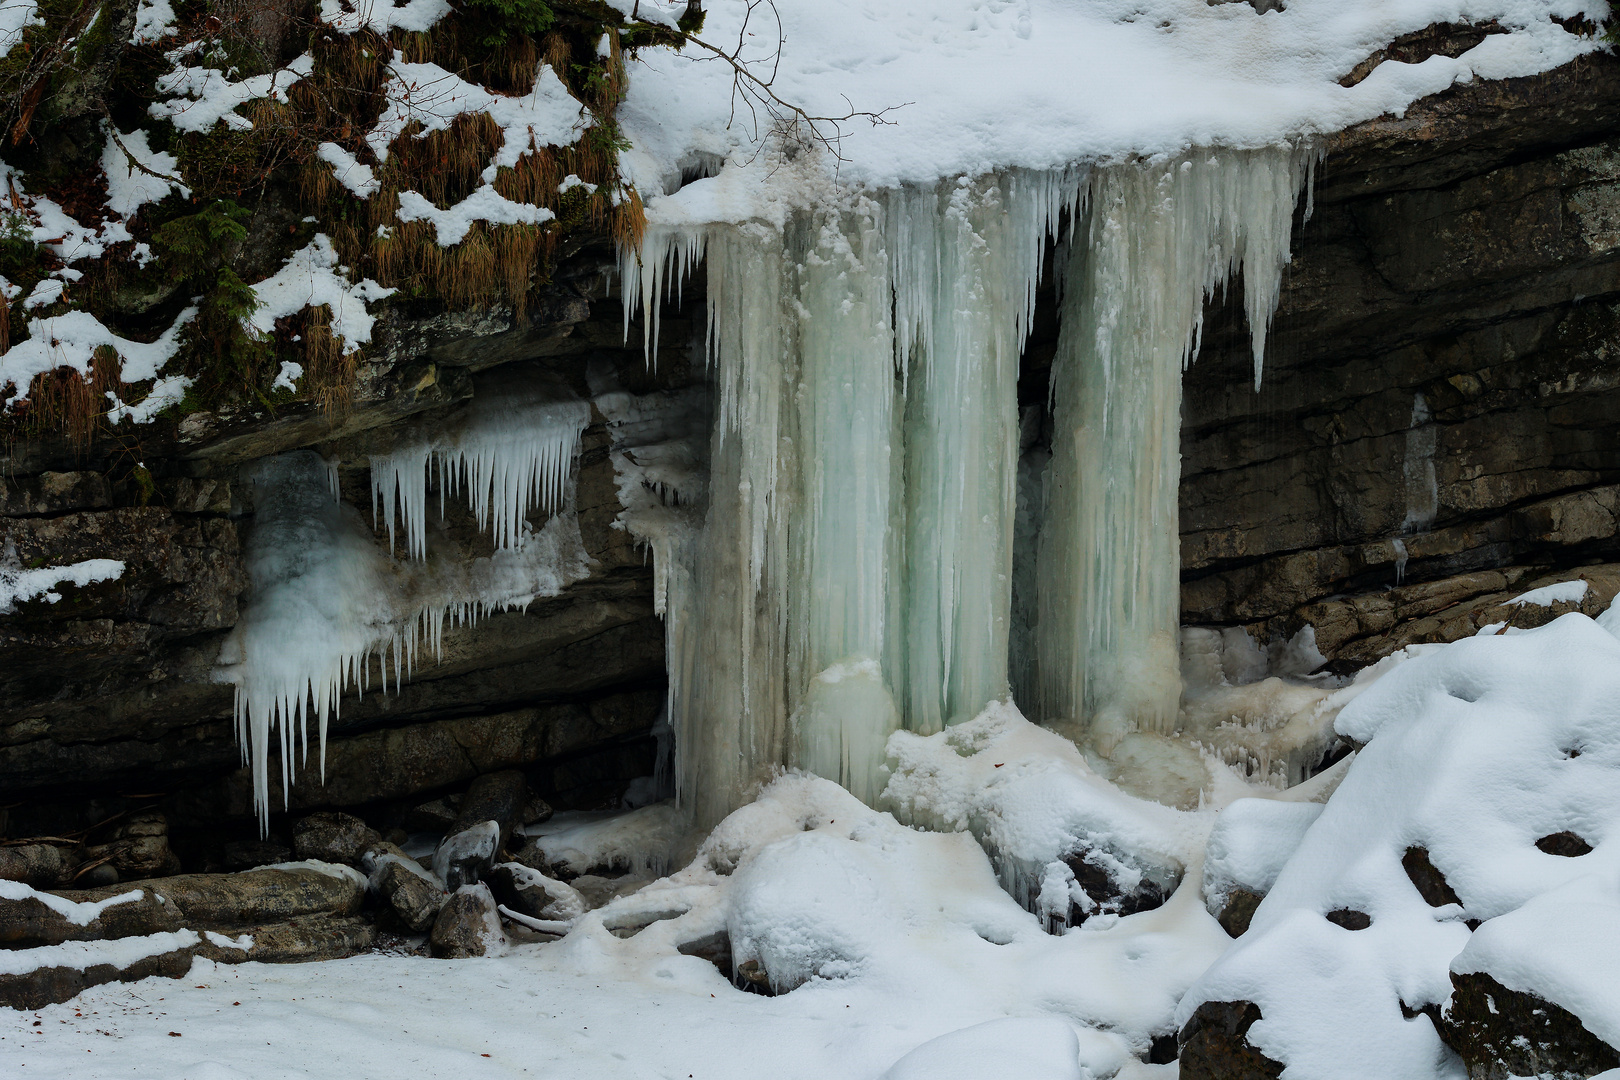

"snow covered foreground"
[8,610,1620,1079]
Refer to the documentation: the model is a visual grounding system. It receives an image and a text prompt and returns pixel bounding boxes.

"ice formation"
[370,375,590,558]
[1034,149,1310,744]
[618,147,1310,823]
[220,380,594,819]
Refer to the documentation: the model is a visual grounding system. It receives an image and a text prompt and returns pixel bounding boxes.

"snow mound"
[1201,798,1324,916]
[880,1017,1083,1080]
[1179,612,1620,1080]
[882,701,1194,910]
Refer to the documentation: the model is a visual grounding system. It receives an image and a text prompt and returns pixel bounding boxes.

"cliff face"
[5,50,1620,849]
[1183,52,1620,665]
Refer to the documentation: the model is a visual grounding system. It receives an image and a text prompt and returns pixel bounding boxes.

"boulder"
[133,866,365,928]
[1440,971,1620,1080]
[446,770,529,853]
[433,820,500,891]
[430,883,506,959]
[222,839,294,871]
[292,812,383,866]
[0,881,184,945]
[406,797,459,833]
[196,914,377,964]
[0,844,72,888]
[1061,844,1182,925]
[362,843,446,932]
[1215,888,1265,938]
[1178,1001,1286,1080]
[486,862,586,923]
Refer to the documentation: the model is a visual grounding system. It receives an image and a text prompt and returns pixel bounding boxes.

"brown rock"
[0,883,184,946]
[1179,1001,1287,1080]
[292,812,382,866]
[1440,970,1620,1080]
[430,884,505,958]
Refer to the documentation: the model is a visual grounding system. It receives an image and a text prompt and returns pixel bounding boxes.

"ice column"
[1036,149,1307,742]
[890,171,1079,734]
[788,204,903,804]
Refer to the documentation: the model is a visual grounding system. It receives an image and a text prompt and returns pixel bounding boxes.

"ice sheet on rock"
[0,551,124,614]
[880,1018,1084,1080]
[529,802,687,878]
[0,881,143,925]
[1180,613,1620,1080]
[432,821,499,885]
[370,377,590,559]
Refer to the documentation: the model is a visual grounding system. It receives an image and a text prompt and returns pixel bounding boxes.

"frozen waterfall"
[621,150,1304,825]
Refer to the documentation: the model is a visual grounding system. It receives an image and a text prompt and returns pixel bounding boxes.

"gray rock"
[133,866,365,928]
[222,839,294,871]
[292,812,382,866]
[363,843,446,932]
[406,797,459,833]
[430,884,506,959]
[1178,1000,1286,1080]
[197,914,377,965]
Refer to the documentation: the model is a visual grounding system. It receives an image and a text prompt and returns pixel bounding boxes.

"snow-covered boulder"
[1178,612,1620,1080]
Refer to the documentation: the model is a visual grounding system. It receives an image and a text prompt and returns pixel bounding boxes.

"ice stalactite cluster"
[219,387,593,821]
[619,153,1309,825]
[370,381,590,558]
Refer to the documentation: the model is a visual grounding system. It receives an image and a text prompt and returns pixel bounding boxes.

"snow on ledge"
[318,0,451,34]
[396,186,557,246]
[0,554,126,614]
[0,880,144,926]
[1507,578,1590,607]
[248,235,395,354]
[0,929,200,977]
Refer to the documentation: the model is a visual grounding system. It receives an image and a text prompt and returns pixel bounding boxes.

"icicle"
[371,386,590,560]
[1034,148,1308,745]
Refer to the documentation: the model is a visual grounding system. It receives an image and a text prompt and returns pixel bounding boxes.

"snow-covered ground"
[10,607,1618,1079]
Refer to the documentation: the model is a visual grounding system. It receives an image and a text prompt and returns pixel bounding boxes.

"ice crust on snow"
[1180,612,1620,1080]
[0,880,143,925]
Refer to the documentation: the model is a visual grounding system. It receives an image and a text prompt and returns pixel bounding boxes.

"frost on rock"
[1179,613,1620,1080]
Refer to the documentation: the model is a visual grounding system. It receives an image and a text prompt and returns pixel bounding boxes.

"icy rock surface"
[1179,612,1620,1080]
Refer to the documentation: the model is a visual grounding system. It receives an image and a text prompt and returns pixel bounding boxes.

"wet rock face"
[1440,971,1620,1080]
